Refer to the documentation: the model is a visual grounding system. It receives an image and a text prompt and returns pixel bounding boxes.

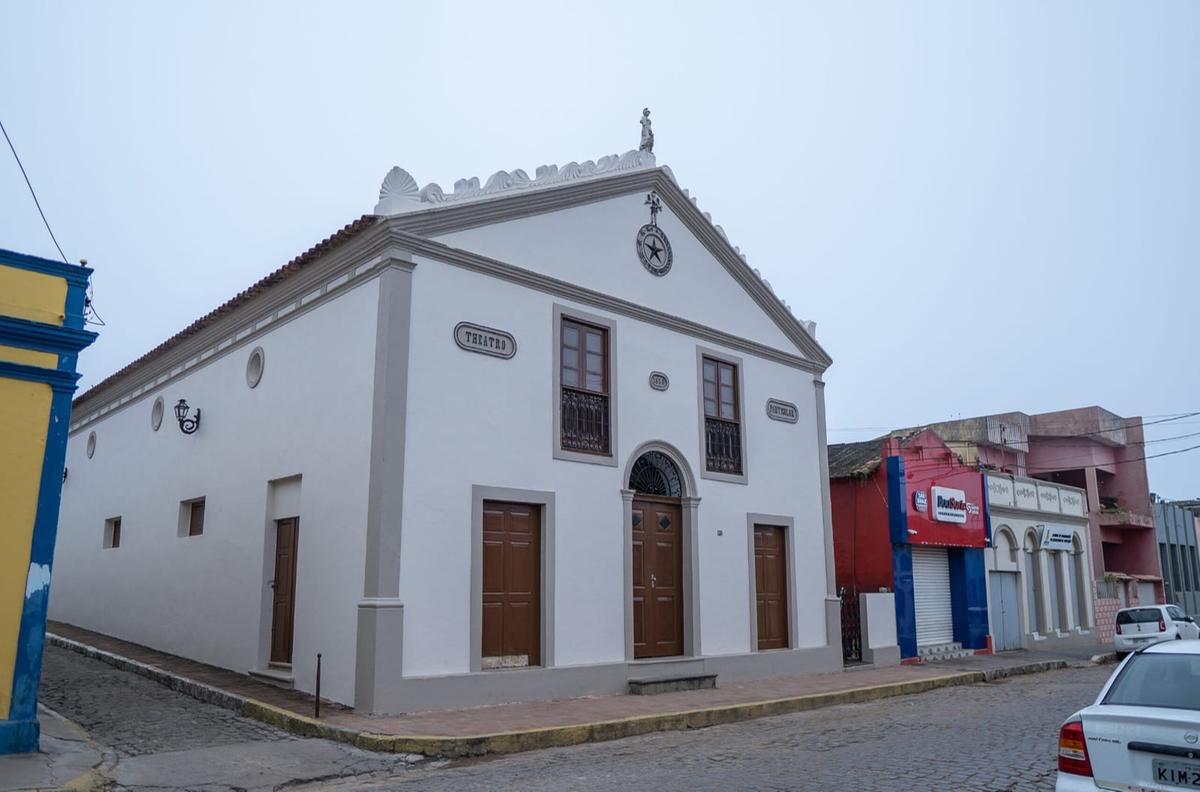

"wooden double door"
[632,497,684,658]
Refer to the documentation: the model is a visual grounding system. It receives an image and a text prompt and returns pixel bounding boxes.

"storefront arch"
[993,526,1018,565]
[1072,535,1090,629]
[1023,530,1043,634]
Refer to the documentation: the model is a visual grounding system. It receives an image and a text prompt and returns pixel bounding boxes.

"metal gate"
[989,571,1022,651]
[840,587,862,663]
[912,547,954,646]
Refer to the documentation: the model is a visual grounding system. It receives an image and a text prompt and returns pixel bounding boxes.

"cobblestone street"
[37,643,1110,791]
[320,663,1108,792]
[36,645,422,790]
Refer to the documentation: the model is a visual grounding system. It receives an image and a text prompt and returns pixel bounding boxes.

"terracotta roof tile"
[73,215,380,411]
[827,438,885,479]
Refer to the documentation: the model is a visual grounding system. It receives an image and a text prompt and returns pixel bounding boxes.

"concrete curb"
[45,633,1075,759]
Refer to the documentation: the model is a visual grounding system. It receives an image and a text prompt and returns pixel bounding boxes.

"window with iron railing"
[702,356,742,475]
[560,318,610,455]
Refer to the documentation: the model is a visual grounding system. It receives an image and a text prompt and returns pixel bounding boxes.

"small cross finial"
[644,191,662,225]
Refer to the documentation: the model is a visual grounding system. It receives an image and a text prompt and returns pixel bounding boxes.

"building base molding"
[0,718,39,754]
[364,645,843,715]
[354,598,405,713]
[861,645,902,667]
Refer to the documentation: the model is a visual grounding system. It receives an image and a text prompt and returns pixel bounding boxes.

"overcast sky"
[3,2,1197,498]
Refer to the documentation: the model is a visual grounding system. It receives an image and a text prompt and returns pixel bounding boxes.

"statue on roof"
[639,108,654,153]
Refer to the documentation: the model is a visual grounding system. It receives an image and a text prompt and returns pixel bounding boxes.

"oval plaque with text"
[766,398,799,424]
[649,371,670,391]
[454,322,516,359]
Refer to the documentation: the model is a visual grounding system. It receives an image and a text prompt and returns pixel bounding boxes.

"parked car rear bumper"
[1054,772,1099,791]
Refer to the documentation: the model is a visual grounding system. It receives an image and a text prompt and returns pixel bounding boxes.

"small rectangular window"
[179,497,206,537]
[189,499,205,536]
[104,517,121,549]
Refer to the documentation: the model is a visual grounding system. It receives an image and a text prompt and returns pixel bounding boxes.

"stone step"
[917,642,963,657]
[919,649,975,662]
[628,673,717,695]
[248,665,295,690]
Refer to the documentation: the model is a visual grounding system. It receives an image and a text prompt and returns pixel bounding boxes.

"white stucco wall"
[52,279,380,704]
[434,192,802,355]
[398,216,829,677]
[985,514,1094,640]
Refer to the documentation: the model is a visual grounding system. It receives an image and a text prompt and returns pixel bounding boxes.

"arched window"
[629,451,684,498]
[993,526,1017,564]
[1072,535,1089,629]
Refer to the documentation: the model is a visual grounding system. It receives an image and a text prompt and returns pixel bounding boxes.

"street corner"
[0,706,112,792]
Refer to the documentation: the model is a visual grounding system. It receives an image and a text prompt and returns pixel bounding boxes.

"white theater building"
[53,129,841,712]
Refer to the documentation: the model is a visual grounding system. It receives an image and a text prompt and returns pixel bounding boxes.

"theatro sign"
[454,322,516,359]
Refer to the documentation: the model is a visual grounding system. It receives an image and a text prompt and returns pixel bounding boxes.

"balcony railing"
[705,416,743,475]
[561,387,610,455]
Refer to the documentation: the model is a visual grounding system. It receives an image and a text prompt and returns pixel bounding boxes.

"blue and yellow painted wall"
[0,248,96,754]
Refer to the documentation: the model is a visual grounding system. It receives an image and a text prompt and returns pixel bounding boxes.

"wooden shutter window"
[702,356,743,475]
[188,500,206,536]
[560,317,611,455]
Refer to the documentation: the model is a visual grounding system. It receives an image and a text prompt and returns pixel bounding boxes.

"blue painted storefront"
[885,455,989,659]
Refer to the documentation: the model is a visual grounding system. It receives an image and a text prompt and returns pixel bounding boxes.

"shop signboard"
[1039,525,1075,551]
[899,460,986,548]
[932,486,970,524]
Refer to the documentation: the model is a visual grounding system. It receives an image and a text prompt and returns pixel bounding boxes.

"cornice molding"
[69,224,403,432]
[0,316,97,355]
[0,247,93,287]
[383,226,824,374]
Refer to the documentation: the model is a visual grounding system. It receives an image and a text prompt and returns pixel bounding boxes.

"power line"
[1013,442,1200,474]
[829,412,1200,435]
[1,117,68,263]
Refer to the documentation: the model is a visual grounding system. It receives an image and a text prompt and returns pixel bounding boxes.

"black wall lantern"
[174,399,201,435]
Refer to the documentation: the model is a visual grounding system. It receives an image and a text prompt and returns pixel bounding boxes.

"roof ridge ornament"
[639,108,654,153]
[373,150,656,216]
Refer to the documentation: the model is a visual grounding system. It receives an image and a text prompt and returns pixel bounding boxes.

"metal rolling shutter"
[912,547,954,646]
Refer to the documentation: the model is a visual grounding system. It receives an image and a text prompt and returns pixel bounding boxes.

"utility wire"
[1,117,68,264]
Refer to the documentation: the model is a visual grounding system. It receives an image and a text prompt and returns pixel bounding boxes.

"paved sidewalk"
[46,621,1109,758]
[0,705,109,791]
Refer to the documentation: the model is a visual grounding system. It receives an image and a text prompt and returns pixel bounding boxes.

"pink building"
[925,406,1163,642]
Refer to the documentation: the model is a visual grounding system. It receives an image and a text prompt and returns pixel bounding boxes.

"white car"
[1115,605,1200,654]
[1056,640,1200,791]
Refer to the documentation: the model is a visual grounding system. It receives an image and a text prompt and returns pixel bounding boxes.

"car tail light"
[1160,618,1167,633]
[1058,720,1093,777]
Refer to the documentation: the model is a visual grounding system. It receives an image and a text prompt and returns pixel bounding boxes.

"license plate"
[1154,759,1200,788]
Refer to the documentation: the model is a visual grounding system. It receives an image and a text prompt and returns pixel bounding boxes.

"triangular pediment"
[378,162,830,370]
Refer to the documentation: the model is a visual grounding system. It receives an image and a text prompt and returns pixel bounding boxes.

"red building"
[830,429,989,662]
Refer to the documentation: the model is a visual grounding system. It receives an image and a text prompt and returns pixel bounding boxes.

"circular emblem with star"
[636,224,672,276]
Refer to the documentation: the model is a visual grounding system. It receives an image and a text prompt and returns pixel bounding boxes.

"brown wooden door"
[754,524,789,650]
[632,497,683,658]
[482,501,541,667]
[270,518,300,664]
